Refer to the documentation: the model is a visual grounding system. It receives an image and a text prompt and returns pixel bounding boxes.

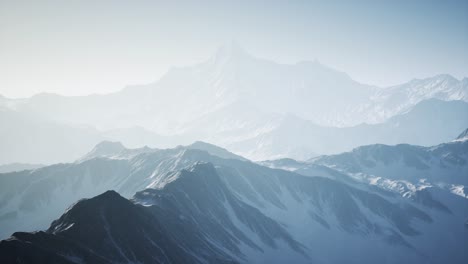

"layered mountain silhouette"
[1,139,467,263]
[1,44,467,263]
[1,98,467,164]
[0,44,467,163]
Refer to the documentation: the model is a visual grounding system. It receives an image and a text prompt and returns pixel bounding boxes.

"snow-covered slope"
[228,99,468,160]
[311,139,468,187]
[1,139,468,263]
[303,136,468,230]
[0,141,247,238]
[1,160,467,263]
[365,75,468,123]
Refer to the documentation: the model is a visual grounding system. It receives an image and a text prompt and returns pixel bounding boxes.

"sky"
[0,0,467,98]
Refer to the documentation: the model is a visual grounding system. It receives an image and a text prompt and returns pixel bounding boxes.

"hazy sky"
[1,0,467,98]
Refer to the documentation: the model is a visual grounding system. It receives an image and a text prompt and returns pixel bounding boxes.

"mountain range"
[0,43,467,164]
[1,134,467,263]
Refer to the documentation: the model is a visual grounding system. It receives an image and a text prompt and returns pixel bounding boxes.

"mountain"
[0,43,375,131]
[167,42,375,127]
[186,141,248,161]
[261,131,468,206]
[0,141,245,238]
[79,140,246,162]
[0,190,236,264]
[227,99,468,160]
[1,141,467,263]
[310,139,468,187]
[366,75,468,123]
[300,136,468,227]
[80,141,126,159]
[77,140,156,162]
[2,45,466,130]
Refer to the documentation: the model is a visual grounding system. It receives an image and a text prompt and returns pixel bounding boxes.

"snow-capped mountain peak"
[78,141,126,161]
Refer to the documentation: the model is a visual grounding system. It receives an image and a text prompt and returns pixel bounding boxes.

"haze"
[1,0,467,98]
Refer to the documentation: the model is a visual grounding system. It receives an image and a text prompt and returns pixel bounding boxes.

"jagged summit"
[48,190,127,233]
[94,140,125,152]
[78,140,126,161]
[78,140,161,162]
[93,189,122,199]
[79,140,246,163]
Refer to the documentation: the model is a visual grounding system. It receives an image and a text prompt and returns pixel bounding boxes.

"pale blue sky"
[0,0,467,97]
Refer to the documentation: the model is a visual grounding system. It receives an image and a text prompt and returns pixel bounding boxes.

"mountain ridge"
[0,45,467,163]
[1,136,468,263]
